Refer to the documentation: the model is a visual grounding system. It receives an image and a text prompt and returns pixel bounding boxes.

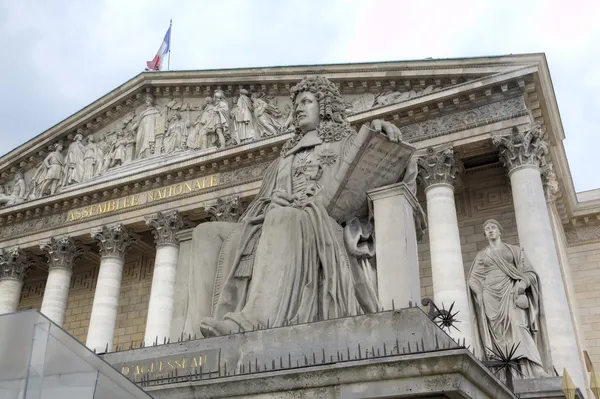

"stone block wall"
[567,241,600,365]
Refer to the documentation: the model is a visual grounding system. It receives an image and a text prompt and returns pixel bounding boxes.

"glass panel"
[0,310,151,399]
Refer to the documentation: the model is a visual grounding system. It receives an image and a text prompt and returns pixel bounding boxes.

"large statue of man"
[468,219,550,378]
[133,93,161,159]
[186,76,402,337]
[212,89,229,148]
[37,143,65,197]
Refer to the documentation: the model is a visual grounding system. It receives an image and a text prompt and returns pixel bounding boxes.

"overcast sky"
[1,0,599,191]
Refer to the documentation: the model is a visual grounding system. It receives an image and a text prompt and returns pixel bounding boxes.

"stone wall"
[567,241,600,365]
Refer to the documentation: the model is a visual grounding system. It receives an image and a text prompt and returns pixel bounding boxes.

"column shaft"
[40,268,72,326]
[425,184,472,346]
[144,244,179,344]
[87,224,131,353]
[86,256,124,353]
[0,279,23,314]
[510,165,583,387]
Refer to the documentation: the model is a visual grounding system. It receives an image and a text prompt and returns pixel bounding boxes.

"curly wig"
[290,76,346,125]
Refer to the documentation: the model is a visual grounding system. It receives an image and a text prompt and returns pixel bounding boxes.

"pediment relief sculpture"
[2,75,467,207]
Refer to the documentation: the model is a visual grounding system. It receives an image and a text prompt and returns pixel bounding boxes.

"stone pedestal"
[40,237,82,326]
[494,126,585,391]
[367,182,422,309]
[418,146,473,347]
[0,247,28,314]
[87,224,132,353]
[170,228,194,340]
[144,211,183,345]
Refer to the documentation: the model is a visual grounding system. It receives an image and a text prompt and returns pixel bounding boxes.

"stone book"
[325,125,415,222]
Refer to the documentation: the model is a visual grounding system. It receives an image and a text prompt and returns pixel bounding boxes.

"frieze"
[469,185,513,215]
[0,161,271,242]
[402,96,527,141]
[565,225,600,245]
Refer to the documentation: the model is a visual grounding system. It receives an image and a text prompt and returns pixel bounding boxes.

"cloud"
[0,0,598,191]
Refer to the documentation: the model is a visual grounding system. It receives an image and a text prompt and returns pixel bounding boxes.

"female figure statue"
[163,110,190,154]
[82,136,100,181]
[61,134,85,186]
[133,93,161,159]
[212,90,229,148]
[252,94,281,137]
[110,131,128,167]
[187,76,402,337]
[468,219,550,378]
[231,89,255,143]
[188,97,217,150]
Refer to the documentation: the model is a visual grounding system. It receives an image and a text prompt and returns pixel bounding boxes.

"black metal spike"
[224,361,227,376]
[304,354,308,365]
[337,350,340,361]
[288,353,291,368]
[371,346,375,358]
[377,348,381,357]
[421,338,425,351]
[407,342,411,353]
[255,358,258,372]
[313,352,316,364]
[435,335,440,349]
[105,343,109,353]
[322,348,326,363]
[383,342,387,355]
[347,346,351,360]
[280,356,283,369]
[272,359,275,370]
[358,343,362,359]
[392,299,395,310]
[267,318,270,328]
[396,338,400,354]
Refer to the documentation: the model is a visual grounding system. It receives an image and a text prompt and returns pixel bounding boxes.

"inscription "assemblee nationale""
[66,174,220,222]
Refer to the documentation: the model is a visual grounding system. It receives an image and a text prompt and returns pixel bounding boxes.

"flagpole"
[167,19,172,71]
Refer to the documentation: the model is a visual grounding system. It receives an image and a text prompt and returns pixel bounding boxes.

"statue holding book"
[186,76,414,337]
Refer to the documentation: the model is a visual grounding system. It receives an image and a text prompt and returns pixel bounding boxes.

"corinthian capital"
[91,224,132,259]
[0,247,29,281]
[492,125,549,172]
[145,210,183,246]
[40,236,83,271]
[417,145,461,189]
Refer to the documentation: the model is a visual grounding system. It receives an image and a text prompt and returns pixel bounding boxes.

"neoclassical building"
[0,53,597,397]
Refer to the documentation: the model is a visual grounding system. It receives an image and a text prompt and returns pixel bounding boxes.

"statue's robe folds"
[187,127,381,335]
[468,243,551,378]
[135,106,160,159]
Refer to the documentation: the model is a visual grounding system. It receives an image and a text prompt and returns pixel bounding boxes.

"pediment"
[0,54,545,213]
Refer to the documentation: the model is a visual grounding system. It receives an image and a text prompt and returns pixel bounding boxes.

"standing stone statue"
[468,219,550,378]
[133,93,161,159]
[212,90,229,147]
[186,76,403,337]
[231,89,255,143]
[82,136,100,181]
[252,94,282,137]
[163,110,190,154]
[35,143,65,197]
[110,131,128,167]
[188,97,218,150]
[61,134,85,186]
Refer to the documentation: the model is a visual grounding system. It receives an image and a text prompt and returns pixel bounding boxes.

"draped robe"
[195,127,381,336]
[135,106,160,159]
[468,242,550,378]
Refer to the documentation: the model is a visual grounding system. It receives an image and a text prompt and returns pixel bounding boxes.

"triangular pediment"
[0,54,548,215]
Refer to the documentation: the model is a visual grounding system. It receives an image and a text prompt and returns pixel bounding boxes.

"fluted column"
[417,145,473,346]
[493,125,584,389]
[144,210,183,345]
[39,237,82,326]
[87,224,132,353]
[0,247,29,314]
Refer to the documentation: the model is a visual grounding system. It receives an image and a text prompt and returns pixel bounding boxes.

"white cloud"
[0,0,598,191]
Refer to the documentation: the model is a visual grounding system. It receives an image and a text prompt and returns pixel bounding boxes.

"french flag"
[146,22,171,71]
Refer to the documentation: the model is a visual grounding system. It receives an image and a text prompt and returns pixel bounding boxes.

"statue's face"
[294,91,320,133]
[483,223,501,240]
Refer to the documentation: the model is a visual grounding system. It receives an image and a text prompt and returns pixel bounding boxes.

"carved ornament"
[91,224,133,259]
[0,247,29,281]
[145,210,184,247]
[39,236,83,270]
[492,125,549,172]
[417,145,461,188]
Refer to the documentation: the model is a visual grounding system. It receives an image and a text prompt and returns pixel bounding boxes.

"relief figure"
[252,94,281,137]
[61,134,85,186]
[133,93,161,159]
[231,89,256,143]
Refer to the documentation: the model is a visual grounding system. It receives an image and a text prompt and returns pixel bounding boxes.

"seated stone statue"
[468,219,550,378]
[186,76,403,337]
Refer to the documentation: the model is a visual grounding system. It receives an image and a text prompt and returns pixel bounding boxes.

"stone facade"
[0,54,595,397]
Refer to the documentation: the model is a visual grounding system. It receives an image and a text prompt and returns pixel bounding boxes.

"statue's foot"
[200,317,239,337]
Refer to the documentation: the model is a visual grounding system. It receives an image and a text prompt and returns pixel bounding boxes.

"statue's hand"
[371,119,402,142]
[516,280,527,295]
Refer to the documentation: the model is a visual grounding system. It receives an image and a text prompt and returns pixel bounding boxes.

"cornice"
[0,56,540,180]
